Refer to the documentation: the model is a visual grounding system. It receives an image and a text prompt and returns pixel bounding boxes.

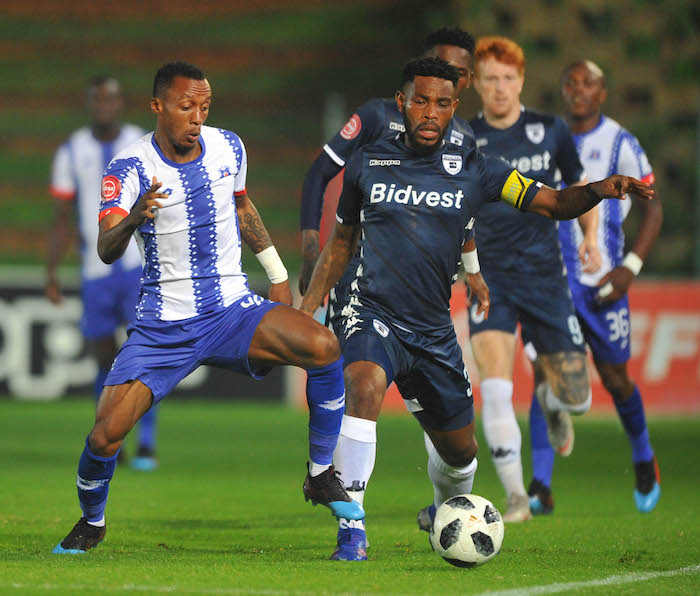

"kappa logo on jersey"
[340,114,362,140]
[449,130,464,146]
[369,183,464,209]
[525,122,545,144]
[389,121,405,132]
[442,154,462,175]
[101,175,121,201]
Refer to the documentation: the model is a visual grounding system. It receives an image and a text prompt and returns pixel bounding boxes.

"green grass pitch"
[1,399,698,594]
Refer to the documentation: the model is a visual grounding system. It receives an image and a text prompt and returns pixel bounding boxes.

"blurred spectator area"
[0,0,698,275]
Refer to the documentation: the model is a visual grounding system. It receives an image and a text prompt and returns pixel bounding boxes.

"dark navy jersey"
[470,107,584,274]
[336,134,541,335]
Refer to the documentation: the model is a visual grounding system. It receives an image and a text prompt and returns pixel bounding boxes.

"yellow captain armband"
[500,170,536,209]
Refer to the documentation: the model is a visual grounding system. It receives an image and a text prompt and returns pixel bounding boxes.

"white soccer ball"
[430,494,505,567]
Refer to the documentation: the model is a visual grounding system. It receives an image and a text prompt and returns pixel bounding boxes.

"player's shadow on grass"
[154,519,253,531]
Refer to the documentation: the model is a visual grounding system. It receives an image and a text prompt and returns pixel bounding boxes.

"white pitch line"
[475,564,700,596]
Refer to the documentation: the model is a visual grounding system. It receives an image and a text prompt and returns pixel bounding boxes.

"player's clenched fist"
[590,175,654,202]
[129,176,169,225]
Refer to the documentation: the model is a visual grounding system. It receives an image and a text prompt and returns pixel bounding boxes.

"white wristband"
[622,252,643,276]
[256,246,288,284]
[461,250,480,274]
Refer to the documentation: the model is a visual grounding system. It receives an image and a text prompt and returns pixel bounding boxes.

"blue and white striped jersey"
[50,124,144,280]
[99,125,251,321]
[558,115,654,286]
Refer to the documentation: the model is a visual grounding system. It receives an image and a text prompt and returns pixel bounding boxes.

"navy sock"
[529,394,554,489]
[94,368,109,402]
[77,437,118,523]
[614,386,654,463]
[305,358,345,466]
[138,404,158,451]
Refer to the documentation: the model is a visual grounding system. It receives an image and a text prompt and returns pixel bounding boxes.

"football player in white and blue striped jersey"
[46,76,158,470]
[52,62,364,555]
[529,60,663,514]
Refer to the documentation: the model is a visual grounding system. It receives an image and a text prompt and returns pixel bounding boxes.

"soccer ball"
[430,494,504,567]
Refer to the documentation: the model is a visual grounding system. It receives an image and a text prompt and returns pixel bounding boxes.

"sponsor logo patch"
[525,122,545,144]
[449,130,464,146]
[369,159,401,166]
[476,137,488,148]
[442,154,462,175]
[101,175,121,201]
[373,319,389,338]
[389,121,405,132]
[340,114,362,140]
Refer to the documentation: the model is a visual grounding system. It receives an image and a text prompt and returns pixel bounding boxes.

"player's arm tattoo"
[528,185,603,220]
[540,352,589,406]
[301,222,360,314]
[235,194,273,254]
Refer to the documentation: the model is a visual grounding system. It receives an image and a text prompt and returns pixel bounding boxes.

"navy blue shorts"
[569,277,631,364]
[338,305,474,431]
[105,293,278,402]
[470,268,586,355]
[81,266,141,340]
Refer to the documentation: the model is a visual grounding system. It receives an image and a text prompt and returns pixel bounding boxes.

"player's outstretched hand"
[597,266,634,303]
[269,280,293,306]
[128,177,169,226]
[590,175,654,202]
[465,272,490,319]
[298,230,321,295]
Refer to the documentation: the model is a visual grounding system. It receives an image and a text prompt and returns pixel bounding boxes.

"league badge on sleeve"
[442,154,463,176]
[101,175,121,201]
[525,123,545,144]
[340,114,362,140]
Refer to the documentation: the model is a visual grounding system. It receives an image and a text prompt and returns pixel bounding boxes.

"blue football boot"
[130,446,158,472]
[303,464,365,520]
[528,479,554,515]
[330,527,368,561]
[416,504,436,532]
[634,456,661,513]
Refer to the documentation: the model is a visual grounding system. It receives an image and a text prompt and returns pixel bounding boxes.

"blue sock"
[529,394,554,488]
[614,386,654,464]
[94,368,109,401]
[138,405,158,450]
[77,437,118,523]
[305,358,345,466]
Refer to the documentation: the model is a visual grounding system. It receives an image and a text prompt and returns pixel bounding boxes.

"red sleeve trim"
[50,186,76,201]
[234,188,247,197]
[99,206,129,222]
[641,173,655,185]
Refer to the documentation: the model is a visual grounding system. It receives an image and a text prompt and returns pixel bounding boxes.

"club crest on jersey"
[340,114,362,140]
[101,175,121,201]
[219,165,232,177]
[525,122,545,144]
[442,154,462,175]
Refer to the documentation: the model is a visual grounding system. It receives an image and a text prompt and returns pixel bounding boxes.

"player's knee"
[88,422,125,458]
[601,371,634,403]
[305,325,341,367]
[440,437,478,468]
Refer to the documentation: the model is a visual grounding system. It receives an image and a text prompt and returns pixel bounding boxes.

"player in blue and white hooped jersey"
[46,76,158,470]
[52,62,364,556]
[298,27,490,561]
[300,56,653,562]
[529,60,663,514]
[467,37,603,523]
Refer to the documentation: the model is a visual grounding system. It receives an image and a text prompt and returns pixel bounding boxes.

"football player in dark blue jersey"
[298,26,489,327]
[300,56,653,561]
[467,37,603,522]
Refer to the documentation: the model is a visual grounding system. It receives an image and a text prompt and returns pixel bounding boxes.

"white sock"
[544,384,592,415]
[308,462,331,477]
[481,378,526,498]
[426,437,478,507]
[333,415,376,528]
[87,517,105,527]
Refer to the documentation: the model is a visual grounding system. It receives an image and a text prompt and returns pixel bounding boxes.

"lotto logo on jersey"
[369,183,464,209]
[101,175,121,201]
[340,114,362,140]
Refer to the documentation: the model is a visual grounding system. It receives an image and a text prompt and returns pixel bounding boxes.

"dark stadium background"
[0,0,698,401]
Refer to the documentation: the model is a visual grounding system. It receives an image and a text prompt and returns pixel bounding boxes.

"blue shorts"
[470,268,586,355]
[338,305,474,431]
[569,278,631,364]
[105,293,278,402]
[81,265,141,340]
